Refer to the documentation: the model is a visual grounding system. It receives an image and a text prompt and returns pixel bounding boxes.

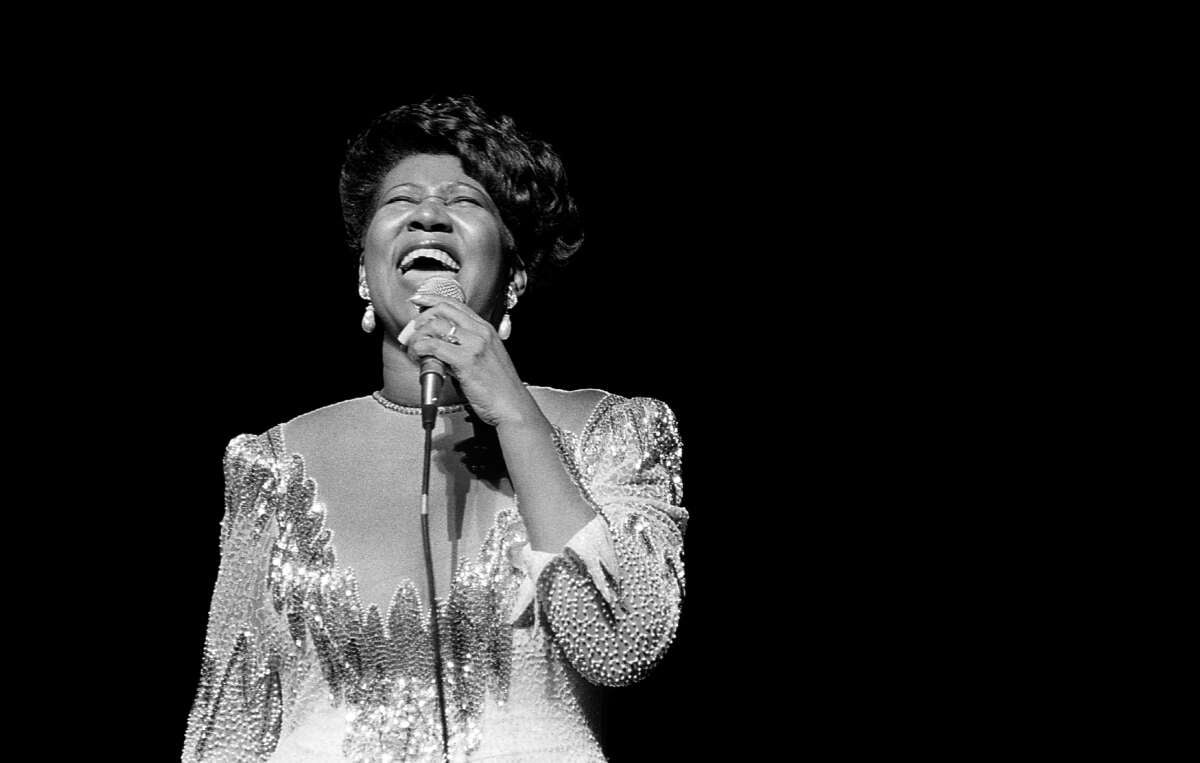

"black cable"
[420,420,451,761]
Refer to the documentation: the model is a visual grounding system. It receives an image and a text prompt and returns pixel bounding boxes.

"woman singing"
[182,95,687,761]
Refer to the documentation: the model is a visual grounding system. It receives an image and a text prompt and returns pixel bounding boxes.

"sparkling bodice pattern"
[182,393,686,762]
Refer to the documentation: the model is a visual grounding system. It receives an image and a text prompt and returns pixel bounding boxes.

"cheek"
[466,213,505,252]
[363,222,388,253]
[362,255,390,292]
[365,207,403,243]
[362,220,396,265]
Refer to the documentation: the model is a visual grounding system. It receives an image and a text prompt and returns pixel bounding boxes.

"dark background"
[31,48,1000,758]
[79,74,798,759]
[24,29,1074,759]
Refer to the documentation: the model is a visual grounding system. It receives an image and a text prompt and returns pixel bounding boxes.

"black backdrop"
[92,77,780,759]
[29,34,1030,759]
[37,53,988,758]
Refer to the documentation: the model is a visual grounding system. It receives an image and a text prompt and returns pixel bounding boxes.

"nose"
[406,197,453,233]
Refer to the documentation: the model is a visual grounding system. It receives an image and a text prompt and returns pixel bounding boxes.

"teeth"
[399,248,460,273]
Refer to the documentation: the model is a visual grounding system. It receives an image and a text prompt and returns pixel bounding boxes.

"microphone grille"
[416,276,465,304]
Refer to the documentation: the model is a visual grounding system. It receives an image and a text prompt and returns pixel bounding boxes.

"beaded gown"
[181,387,686,762]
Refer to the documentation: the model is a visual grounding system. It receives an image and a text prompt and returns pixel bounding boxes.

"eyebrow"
[382,180,488,196]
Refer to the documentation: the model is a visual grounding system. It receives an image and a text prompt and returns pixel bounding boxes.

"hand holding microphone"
[398,276,539,429]
[405,277,466,426]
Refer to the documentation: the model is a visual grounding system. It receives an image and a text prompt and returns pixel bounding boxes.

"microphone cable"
[420,417,451,761]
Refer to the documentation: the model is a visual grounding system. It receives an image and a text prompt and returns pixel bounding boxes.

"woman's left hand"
[398,292,541,428]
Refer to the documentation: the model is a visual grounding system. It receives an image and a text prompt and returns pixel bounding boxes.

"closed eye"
[384,196,483,208]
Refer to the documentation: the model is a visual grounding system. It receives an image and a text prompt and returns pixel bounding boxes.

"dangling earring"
[359,280,376,333]
[498,282,518,340]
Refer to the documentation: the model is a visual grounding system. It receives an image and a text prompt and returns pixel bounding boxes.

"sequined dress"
[182,389,686,762]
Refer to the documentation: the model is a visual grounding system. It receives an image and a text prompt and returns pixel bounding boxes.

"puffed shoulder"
[574,393,685,512]
[223,431,270,463]
[222,429,289,475]
[217,429,296,545]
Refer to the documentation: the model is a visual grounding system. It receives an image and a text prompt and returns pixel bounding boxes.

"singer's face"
[360,153,510,337]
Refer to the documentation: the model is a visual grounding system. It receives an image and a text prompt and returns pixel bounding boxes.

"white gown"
[181,389,686,761]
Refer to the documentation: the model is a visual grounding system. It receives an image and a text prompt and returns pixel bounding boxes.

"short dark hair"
[339,95,583,292]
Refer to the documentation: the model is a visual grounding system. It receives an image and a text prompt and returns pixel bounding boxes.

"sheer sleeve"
[508,394,687,687]
[181,434,304,762]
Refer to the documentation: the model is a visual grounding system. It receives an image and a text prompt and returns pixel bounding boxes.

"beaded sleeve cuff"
[506,515,619,628]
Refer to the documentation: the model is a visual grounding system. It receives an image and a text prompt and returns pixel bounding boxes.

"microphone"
[416,276,466,429]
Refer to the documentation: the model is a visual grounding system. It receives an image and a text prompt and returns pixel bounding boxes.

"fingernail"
[397,322,415,346]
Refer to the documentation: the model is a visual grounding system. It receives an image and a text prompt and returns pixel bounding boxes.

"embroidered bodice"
[182,391,686,762]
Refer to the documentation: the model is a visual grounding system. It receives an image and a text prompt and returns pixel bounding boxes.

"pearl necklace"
[371,391,467,415]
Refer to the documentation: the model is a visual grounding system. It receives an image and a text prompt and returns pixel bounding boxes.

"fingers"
[406,334,468,366]
[398,314,458,346]
[399,314,484,362]
[400,295,499,347]
[408,294,493,331]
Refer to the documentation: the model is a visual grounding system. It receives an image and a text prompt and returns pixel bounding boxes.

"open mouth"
[399,248,461,274]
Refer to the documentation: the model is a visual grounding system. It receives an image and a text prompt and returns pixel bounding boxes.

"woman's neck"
[378,335,466,407]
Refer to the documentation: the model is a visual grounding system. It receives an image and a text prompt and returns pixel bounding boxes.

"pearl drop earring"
[359,280,376,333]
[498,282,518,340]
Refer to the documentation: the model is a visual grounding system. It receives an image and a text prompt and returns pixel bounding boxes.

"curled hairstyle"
[340,95,584,293]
